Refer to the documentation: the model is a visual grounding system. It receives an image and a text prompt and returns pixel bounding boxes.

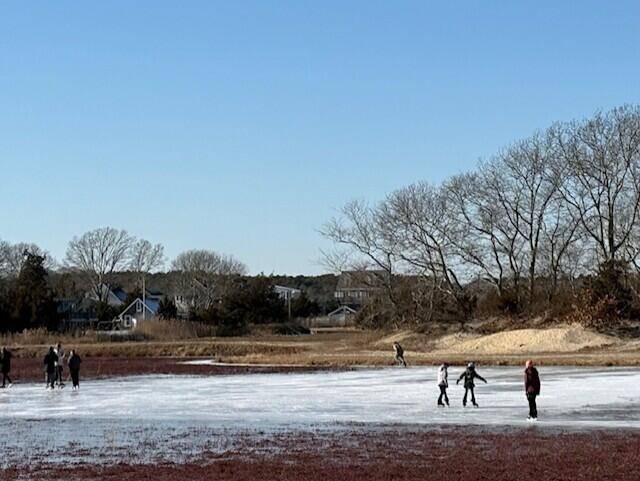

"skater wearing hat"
[456,362,487,407]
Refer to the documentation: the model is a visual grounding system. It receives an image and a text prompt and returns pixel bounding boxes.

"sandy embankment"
[432,324,620,355]
[367,323,640,366]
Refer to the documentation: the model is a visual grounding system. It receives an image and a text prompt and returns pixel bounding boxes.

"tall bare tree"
[492,132,558,306]
[65,227,134,303]
[320,199,402,322]
[445,171,526,303]
[129,239,165,275]
[554,106,640,265]
[381,182,475,322]
[538,194,583,301]
[171,249,247,309]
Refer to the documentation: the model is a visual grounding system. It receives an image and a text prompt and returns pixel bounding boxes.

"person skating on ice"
[524,359,541,420]
[393,342,407,367]
[437,362,450,406]
[1,347,12,388]
[456,362,487,407]
[54,343,65,388]
[68,350,82,390]
[43,346,58,390]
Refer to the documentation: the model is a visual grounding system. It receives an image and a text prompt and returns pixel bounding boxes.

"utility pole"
[142,275,146,321]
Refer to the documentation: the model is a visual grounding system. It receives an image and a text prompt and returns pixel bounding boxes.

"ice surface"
[1,366,639,429]
[2,367,640,467]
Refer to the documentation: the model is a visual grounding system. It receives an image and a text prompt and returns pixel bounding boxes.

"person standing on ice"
[43,347,58,389]
[524,360,541,420]
[456,362,487,407]
[437,362,450,406]
[393,342,407,367]
[68,350,82,390]
[54,343,65,388]
[1,347,12,388]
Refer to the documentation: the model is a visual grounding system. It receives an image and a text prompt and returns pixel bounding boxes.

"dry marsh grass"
[135,319,218,341]
[2,323,640,366]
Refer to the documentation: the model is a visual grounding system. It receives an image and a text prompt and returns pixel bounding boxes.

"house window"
[136,301,143,313]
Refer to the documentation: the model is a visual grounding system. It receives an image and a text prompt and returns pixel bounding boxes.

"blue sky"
[1,1,639,274]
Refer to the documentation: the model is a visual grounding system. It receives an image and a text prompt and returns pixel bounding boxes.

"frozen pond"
[1,366,639,466]
[2,366,640,428]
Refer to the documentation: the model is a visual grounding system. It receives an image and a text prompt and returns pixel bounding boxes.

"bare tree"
[321,200,397,272]
[445,171,526,303]
[381,182,475,323]
[171,249,248,309]
[538,194,583,301]
[0,241,55,278]
[320,199,401,322]
[554,106,640,265]
[491,132,559,306]
[65,227,134,303]
[171,249,247,276]
[129,239,165,275]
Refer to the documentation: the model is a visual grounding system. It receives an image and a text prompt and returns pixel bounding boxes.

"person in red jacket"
[524,360,541,420]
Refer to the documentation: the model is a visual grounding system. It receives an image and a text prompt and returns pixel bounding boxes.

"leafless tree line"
[322,105,640,323]
[0,241,55,277]
[1,227,247,307]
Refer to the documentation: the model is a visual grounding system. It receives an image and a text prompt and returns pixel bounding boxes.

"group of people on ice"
[394,342,541,420]
[43,343,82,390]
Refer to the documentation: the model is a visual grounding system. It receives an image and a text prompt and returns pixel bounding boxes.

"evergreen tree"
[158,297,178,319]
[6,251,58,331]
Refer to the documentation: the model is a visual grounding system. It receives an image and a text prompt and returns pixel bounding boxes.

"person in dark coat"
[68,350,82,390]
[43,347,58,389]
[456,362,487,407]
[524,359,541,420]
[1,347,12,388]
[393,342,407,367]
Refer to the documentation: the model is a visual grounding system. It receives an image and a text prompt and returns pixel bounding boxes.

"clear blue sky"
[1,1,639,275]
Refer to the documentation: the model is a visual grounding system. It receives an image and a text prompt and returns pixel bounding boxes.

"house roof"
[89,284,127,304]
[273,285,301,294]
[327,305,357,317]
[336,270,387,290]
[111,287,127,302]
[117,297,160,319]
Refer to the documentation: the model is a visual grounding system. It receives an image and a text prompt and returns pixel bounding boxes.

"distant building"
[273,285,301,301]
[326,305,357,326]
[85,284,127,307]
[116,297,160,328]
[299,305,357,329]
[334,270,386,307]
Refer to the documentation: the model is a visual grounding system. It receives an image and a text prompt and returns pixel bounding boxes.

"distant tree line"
[322,105,640,329]
[0,231,336,334]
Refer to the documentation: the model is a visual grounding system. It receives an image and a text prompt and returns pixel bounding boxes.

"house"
[273,285,301,301]
[298,305,357,329]
[115,297,160,329]
[334,270,386,307]
[326,305,357,326]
